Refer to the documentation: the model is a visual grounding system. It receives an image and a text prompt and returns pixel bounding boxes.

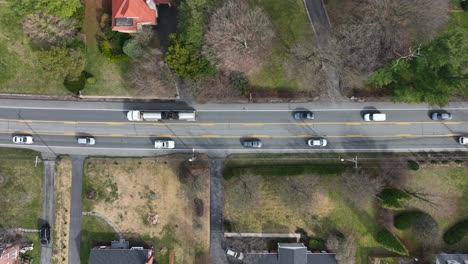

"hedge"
[394,211,425,230]
[100,40,128,63]
[443,220,468,245]
[376,229,409,256]
[407,160,420,171]
[378,188,411,210]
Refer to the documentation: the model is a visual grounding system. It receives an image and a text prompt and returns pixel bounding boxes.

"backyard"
[0,148,43,262]
[223,154,468,262]
[80,155,210,264]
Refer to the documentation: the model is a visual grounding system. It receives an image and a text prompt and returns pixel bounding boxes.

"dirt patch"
[53,157,72,264]
[84,155,210,264]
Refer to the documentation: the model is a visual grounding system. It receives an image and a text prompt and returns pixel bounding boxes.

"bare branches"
[203,0,275,75]
[22,14,78,47]
[337,170,385,209]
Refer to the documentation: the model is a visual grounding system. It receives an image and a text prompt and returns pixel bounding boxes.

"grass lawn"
[223,156,468,262]
[0,148,43,228]
[80,215,119,263]
[248,0,315,90]
[81,156,210,264]
[0,4,68,95]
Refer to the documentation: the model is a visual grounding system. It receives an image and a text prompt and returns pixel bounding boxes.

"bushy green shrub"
[100,41,129,63]
[35,46,86,81]
[229,71,249,95]
[376,229,409,256]
[378,188,411,210]
[443,220,468,245]
[86,76,97,84]
[308,239,325,250]
[394,211,424,230]
[123,39,143,58]
[407,160,420,170]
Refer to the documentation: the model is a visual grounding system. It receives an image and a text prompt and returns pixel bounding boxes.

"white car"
[12,135,34,144]
[364,113,386,121]
[459,137,468,145]
[308,138,327,147]
[154,140,175,149]
[77,137,95,145]
[226,248,244,260]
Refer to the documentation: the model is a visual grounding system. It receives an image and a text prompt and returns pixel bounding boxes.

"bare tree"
[227,174,262,210]
[270,175,320,208]
[22,14,78,47]
[126,48,176,97]
[337,170,385,209]
[203,0,275,75]
[190,73,243,103]
[326,234,357,264]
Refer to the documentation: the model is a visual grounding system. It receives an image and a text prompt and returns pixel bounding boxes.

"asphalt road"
[1,101,468,156]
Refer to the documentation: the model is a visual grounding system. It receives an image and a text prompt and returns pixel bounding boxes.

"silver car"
[431,112,452,121]
[242,139,262,148]
[293,111,314,120]
[77,137,95,145]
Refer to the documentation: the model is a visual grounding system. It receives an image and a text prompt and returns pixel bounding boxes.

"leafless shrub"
[203,0,275,75]
[126,48,176,97]
[133,27,154,45]
[270,175,320,208]
[190,73,244,103]
[326,234,357,264]
[337,169,385,209]
[22,14,78,47]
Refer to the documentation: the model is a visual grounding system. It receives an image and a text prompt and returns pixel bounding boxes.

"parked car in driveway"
[154,140,175,149]
[242,139,262,148]
[459,137,468,145]
[308,138,327,147]
[40,224,50,245]
[431,112,452,121]
[77,137,95,145]
[293,111,314,120]
[226,248,244,260]
[12,135,34,144]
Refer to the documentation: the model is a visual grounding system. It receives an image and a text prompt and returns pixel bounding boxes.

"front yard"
[223,154,468,262]
[80,155,210,264]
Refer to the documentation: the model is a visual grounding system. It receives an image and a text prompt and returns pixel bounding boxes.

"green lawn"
[248,0,315,90]
[0,5,68,94]
[0,148,43,228]
[80,216,119,264]
[448,11,468,32]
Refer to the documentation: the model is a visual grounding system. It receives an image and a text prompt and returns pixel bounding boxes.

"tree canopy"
[35,46,86,81]
[11,0,82,18]
[369,29,468,106]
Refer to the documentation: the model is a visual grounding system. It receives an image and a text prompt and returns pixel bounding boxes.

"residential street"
[68,156,86,264]
[40,154,56,264]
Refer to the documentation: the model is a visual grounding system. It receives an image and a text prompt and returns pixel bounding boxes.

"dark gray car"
[40,224,51,245]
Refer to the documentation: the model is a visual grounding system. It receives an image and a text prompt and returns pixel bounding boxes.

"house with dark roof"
[112,0,172,33]
[88,240,154,264]
[246,243,337,264]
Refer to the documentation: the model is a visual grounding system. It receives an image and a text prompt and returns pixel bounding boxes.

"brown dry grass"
[53,157,72,264]
[84,156,210,264]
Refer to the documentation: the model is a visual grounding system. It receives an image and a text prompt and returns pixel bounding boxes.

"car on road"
[40,224,51,245]
[364,113,386,122]
[308,138,327,147]
[12,135,34,144]
[431,112,452,121]
[242,139,262,148]
[154,140,175,149]
[226,248,244,260]
[77,137,95,145]
[459,137,468,145]
[293,111,314,120]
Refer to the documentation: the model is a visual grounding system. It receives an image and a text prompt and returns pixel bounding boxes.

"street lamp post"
[340,155,358,169]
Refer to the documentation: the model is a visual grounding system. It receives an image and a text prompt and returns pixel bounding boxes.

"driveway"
[40,153,56,264]
[210,158,228,264]
[68,156,86,264]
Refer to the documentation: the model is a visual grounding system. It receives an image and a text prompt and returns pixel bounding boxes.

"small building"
[247,243,337,264]
[436,253,468,264]
[112,0,172,33]
[0,244,20,264]
[88,240,154,264]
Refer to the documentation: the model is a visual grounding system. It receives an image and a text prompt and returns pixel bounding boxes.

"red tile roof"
[112,0,169,32]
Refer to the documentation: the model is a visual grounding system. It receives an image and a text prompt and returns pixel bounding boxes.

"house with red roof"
[112,0,172,33]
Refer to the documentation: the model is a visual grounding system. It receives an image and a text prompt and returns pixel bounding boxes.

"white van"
[364,113,386,122]
[177,112,197,121]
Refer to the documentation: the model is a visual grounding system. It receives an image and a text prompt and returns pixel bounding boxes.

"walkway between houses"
[40,153,56,264]
[68,156,86,264]
[209,158,228,264]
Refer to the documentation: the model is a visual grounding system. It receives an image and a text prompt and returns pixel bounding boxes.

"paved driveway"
[40,154,56,264]
[68,156,86,264]
[210,158,228,264]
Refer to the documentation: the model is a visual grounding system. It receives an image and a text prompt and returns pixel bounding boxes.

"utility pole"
[188,148,197,165]
[339,155,358,169]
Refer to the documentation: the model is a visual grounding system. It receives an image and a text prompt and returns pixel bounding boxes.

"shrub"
[11,0,82,17]
[35,46,86,81]
[123,39,143,58]
[194,198,204,217]
[461,0,467,10]
[394,211,424,230]
[308,239,325,250]
[86,76,97,84]
[23,14,78,47]
[411,213,439,244]
[443,220,468,245]
[378,188,411,210]
[100,13,110,29]
[376,229,409,256]
[100,41,129,63]
[407,160,420,171]
[229,71,249,95]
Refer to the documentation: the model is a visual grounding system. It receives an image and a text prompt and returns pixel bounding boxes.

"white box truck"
[127,111,196,121]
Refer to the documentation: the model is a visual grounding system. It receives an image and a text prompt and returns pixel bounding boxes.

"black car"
[293,111,314,120]
[40,224,51,245]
